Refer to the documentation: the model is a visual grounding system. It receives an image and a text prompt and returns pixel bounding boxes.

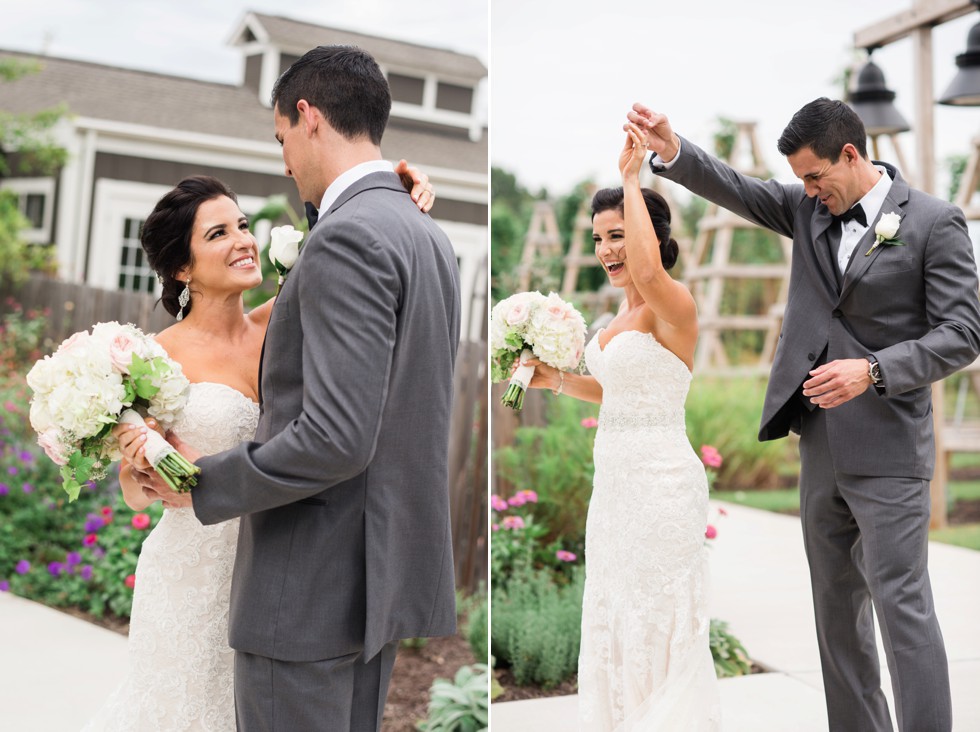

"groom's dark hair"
[777,97,869,161]
[271,45,391,146]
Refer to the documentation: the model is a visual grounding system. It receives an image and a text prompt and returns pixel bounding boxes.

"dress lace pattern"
[82,382,259,731]
[578,330,721,731]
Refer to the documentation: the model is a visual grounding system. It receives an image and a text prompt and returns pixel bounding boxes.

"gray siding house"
[0,12,488,337]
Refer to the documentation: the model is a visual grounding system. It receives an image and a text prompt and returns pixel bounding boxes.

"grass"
[713,482,980,551]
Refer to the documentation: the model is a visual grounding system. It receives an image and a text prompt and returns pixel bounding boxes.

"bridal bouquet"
[490,291,587,410]
[26,322,200,501]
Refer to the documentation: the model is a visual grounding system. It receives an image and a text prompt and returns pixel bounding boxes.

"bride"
[84,168,431,730]
[522,123,721,730]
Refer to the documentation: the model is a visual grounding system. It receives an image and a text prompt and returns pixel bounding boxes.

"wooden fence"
[5,273,489,594]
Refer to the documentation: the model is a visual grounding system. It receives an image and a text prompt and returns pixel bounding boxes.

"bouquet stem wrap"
[118,409,200,493]
[502,349,535,410]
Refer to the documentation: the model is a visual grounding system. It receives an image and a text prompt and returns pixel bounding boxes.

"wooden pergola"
[855,0,979,528]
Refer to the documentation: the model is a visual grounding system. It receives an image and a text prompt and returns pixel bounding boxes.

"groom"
[144,46,461,730]
[629,98,980,731]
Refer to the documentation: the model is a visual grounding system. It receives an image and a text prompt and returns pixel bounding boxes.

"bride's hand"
[510,356,562,391]
[113,418,165,472]
[618,122,648,183]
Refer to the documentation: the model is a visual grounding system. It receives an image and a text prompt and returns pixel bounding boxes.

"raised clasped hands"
[625,103,681,164]
[620,122,650,182]
[802,358,872,409]
[113,419,200,508]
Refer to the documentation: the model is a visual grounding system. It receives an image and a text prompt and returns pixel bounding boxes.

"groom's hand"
[803,359,871,408]
[626,103,681,164]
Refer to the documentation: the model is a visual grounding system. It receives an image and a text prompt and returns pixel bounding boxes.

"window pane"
[24,194,45,228]
[436,82,473,113]
[389,73,425,105]
[118,217,153,294]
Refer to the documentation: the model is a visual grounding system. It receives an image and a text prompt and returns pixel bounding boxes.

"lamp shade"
[939,19,980,105]
[847,59,911,135]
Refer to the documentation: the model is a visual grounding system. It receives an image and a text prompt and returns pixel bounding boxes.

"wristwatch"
[866,356,882,386]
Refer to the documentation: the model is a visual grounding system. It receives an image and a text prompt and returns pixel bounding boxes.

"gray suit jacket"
[656,137,980,479]
[192,171,461,661]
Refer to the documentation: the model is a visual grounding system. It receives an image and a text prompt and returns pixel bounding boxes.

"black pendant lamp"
[847,54,911,135]
[939,5,980,106]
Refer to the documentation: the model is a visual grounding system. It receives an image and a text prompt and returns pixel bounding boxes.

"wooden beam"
[854,0,975,49]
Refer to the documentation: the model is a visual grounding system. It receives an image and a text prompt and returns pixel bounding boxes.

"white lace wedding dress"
[82,382,260,731]
[578,330,721,731]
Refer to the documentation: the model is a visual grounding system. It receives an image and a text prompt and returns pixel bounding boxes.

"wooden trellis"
[517,201,563,293]
[686,121,791,373]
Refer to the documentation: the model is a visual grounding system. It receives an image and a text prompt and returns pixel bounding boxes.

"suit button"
[832,309,842,318]
[808,352,816,361]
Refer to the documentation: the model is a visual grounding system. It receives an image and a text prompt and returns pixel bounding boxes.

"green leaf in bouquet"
[504,332,524,350]
[129,354,164,400]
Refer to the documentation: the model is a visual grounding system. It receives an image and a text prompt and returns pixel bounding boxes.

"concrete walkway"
[491,501,980,731]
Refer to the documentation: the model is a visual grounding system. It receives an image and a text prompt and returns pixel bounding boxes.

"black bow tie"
[304,202,319,231]
[834,205,867,228]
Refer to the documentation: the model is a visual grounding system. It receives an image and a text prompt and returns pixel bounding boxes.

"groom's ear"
[296,100,321,137]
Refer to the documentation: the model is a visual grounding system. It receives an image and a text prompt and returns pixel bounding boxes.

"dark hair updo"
[590,187,679,270]
[140,176,238,318]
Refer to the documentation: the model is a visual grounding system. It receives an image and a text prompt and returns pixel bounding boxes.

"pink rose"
[505,301,531,326]
[131,513,151,530]
[37,429,69,466]
[58,331,88,355]
[109,332,140,373]
[701,445,723,469]
[705,525,718,540]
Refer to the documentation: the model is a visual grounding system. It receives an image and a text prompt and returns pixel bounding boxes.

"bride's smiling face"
[181,196,263,296]
[593,208,630,286]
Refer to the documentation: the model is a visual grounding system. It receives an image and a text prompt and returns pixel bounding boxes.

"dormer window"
[389,73,426,106]
[436,82,473,114]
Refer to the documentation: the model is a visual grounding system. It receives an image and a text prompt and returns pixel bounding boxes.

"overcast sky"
[492,1,980,198]
[0,0,488,111]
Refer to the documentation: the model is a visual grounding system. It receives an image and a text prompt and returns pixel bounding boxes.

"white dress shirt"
[836,166,892,273]
[317,160,395,220]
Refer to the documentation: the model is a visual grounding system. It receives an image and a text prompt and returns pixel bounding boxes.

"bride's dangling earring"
[176,278,190,322]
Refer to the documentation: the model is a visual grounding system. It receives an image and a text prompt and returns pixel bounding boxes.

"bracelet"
[552,371,565,396]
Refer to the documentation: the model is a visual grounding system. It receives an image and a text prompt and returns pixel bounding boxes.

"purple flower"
[66,552,82,566]
[0,580,8,592]
[6,466,16,476]
[15,560,30,575]
[21,483,33,494]
[80,565,93,581]
[47,562,64,577]
[0,483,8,496]
[84,515,105,533]
[92,548,106,560]
[18,450,33,464]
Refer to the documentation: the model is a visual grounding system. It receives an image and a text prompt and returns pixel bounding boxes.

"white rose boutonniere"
[269,225,305,292]
[865,211,905,256]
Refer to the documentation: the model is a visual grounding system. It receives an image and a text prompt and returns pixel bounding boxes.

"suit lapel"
[839,163,910,302]
[810,206,841,294]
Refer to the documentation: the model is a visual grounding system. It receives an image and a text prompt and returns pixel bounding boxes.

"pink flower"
[508,493,527,507]
[505,301,532,326]
[581,417,599,429]
[517,489,538,504]
[490,495,508,513]
[131,513,151,530]
[109,331,140,373]
[124,574,136,589]
[100,506,114,522]
[717,507,728,517]
[83,533,98,547]
[502,516,525,530]
[491,523,500,532]
[37,429,69,466]
[705,525,718,540]
[701,445,723,469]
[57,331,88,355]
[556,550,577,562]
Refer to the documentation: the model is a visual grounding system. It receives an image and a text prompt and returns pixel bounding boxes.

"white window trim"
[436,220,487,343]
[1,177,55,243]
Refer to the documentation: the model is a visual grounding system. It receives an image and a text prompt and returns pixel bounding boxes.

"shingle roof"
[0,50,487,174]
[245,13,487,80]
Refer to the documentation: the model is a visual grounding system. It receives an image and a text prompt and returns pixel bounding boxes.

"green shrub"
[491,564,584,688]
[685,377,795,490]
[493,397,597,550]
[466,594,488,664]
[417,663,489,732]
[710,619,753,678]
